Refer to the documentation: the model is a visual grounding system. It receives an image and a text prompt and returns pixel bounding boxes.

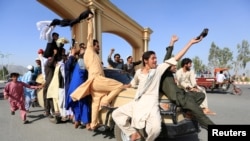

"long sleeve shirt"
[4,81,37,102]
[107,57,124,70]
[176,68,197,90]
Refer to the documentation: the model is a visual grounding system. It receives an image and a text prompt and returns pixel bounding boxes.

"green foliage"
[0,66,9,80]
[208,42,220,68]
[219,47,233,68]
[208,42,233,69]
[245,77,249,82]
[237,40,250,69]
[192,56,206,72]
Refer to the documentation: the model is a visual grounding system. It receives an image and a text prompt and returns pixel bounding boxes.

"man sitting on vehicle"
[216,70,226,87]
[176,58,216,115]
[160,36,215,130]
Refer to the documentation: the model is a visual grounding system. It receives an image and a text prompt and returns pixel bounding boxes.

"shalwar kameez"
[112,59,173,141]
[21,70,35,111]
[70,19,124,129]
[67,58,91,125]
[4,81,37,121]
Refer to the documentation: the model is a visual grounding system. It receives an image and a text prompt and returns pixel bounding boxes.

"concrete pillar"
[143,27,153,52]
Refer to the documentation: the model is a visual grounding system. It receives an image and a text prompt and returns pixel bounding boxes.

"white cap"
[56,37,69,47]
[27,65,34,70]
[165,57,177,65]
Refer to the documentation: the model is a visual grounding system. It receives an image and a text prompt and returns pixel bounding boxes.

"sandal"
[99,102,112,110]
[87,124,101,131]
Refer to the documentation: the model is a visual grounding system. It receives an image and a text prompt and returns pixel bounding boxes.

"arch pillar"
[37,0,153,64]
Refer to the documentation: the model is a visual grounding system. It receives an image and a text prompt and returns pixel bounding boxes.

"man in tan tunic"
[70,18,128,130]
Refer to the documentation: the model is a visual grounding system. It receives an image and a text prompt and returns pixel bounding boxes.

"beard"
[185,66,191,71]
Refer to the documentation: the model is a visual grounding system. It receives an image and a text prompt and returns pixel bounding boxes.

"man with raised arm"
[70,15,129,130]
[112,35,204,141]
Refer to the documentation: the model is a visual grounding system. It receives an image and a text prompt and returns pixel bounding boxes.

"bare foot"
[85,123,91,130]
[74,121,80,129]
[203,108,216,115]
[130,132,141,141]
[123,84,131,89]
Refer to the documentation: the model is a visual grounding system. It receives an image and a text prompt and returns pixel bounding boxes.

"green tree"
[237,40,250,69]
[208,42,220,69]
[192,56,204,72]
[208,42,233,69]
[218,47,233,68]
[0,66,8,80]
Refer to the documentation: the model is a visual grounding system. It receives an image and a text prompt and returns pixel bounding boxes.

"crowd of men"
[4,9,215,141]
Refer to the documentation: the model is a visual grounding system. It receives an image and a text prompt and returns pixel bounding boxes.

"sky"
[0,0,250,75]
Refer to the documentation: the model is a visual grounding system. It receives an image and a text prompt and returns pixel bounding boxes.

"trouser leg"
[25,94,31,111]
[80,97,91,124]
[187,91,205,106]
[19,103,27,121]
[58,88,66,117]
[43,84,49,113]
[145,106,161,141]
[112,101,136,137]
[199,87,208,108]
[92,76,123,105]
[160,77,179,103]
[90,91,103,128]
[10,101,18,112]
[89,76,123,128]
[72,102,81,122]
[48,98,55,114]
[53,98,59,113]
[179,94,214,129]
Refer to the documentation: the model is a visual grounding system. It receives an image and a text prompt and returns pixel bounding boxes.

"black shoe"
[49,116,61,124]
[23,120,30,124]
[31,102,35,107]
[43,112,53,118]
[79,124,86,129]
[196,28,209,39]
[11,111,15,115]
[70,9,94,27]
[48,114,54,119]
[43,112,49,117]
[55,116,61,124]
[34,102,40,107]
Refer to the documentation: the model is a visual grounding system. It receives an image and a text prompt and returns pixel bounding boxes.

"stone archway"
[37,0,152,62]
